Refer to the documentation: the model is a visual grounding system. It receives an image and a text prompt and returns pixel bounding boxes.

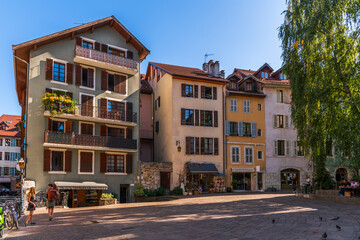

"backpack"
[48,189,59,201]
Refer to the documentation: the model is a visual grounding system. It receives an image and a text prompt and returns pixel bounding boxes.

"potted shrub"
[42,92,77,116]
[99,193,117,206]
[133,185,145,202]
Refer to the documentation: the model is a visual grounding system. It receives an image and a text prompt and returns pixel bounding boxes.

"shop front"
[231,168,255,191]
[55,181,108,208]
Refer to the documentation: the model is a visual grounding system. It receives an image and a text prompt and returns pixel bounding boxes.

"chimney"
[202,62,208,73]
[219,70,225,79]
[214,61,220,77]
[208,60,214,75]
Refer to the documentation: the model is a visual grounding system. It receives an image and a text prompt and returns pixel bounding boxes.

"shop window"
[51,151,64,171]
[107,154,125,173]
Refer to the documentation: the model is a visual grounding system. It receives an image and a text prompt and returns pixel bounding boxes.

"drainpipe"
[223,85,227,175]
[138,60,142,186]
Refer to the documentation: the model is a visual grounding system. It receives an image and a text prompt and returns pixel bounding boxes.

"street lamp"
[18,158,25,215]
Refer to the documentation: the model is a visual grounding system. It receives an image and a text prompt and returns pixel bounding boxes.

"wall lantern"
[18,158,25,169]
[176,140,181,152]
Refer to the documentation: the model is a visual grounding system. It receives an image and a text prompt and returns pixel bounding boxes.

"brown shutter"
[127,51,133,59]
[75,37,82,46]
[114,75,120,93]
[80,152,93,172]
[213,87,217,100]
[120,75,127,94]
[87,68,94,88]
[101,44,108,53]
[195,137,199,155]
[214,111,218,127]
[181,108,186,125]
[100,125,107,136]
[201,138,205,155]
[65,151,72,172]
[181,84,186,97]
[186,137,191,155]
[65,121,72,133]
[194,85,198,98]
[201,86,205,98]
[46,58,53,80]
[66,63,73,84]
[100,98,107,118]
[67,92,73,100]
[100,153,107,173]
[94,42,101,51]
[126,155,133,174]
[43,149,51,171]
[126,128,132,139]
[101,71,108,90]
[48,118,52,131]
[200,110,204,126]
[214,138,219,155]
[75,65,81,86]
[126,102,133,122]
[195,110,199,126]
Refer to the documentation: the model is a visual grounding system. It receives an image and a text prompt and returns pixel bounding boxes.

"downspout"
[138,59,142,186]
[223,85,227,175]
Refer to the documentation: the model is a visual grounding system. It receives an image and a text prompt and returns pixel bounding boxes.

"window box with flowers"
[42,92,77,116]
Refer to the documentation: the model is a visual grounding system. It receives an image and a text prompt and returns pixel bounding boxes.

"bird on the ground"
[322,232,327,239]
[331,216,340,221]
[336,225,341,231]
[319,217,323,221]
[272,219,275,224]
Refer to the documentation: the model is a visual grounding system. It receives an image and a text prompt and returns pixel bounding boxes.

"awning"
[0,177,11,183]
[54,181,108,190]
[188,163,219,174]
[232,168,255,173]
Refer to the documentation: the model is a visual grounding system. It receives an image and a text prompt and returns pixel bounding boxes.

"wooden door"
[81,95,94,117]
[80,123,94,135]
[160,172,170,190]
[120,185,128,203]
[77,190,86,207]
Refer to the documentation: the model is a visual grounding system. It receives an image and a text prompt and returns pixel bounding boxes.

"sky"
[0,0,287,116]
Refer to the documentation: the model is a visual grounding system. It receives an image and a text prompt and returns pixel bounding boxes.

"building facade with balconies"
[13,16,150,205]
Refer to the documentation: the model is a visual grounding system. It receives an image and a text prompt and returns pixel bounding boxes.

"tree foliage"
[279,0,360,183]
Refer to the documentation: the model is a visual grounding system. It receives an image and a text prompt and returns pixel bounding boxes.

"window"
[4,152,9,161]
[275,115,284,128]
[81,67,94,89]
[258,104,262,111]
[204,87,212,99]
[107,154,125,173]
[108,47,126,57]
[275,140,285,156]
[277,90,284,103]
[229,81,237,90]
[185,109,194,125]
[0,139,2,146]
[107,100,125,120]
[204,138,213,155]
[4,167,9,176]
[0,153,2,160]
[243,123,251,137]
[5,139,10,146]
[243,100,250,113]
[155,97,161,110]
[261,72,268,78]
[52,121,65,132]
[185,85,193,97]
[265,72,268,78]
[79,151,94,174]
[230,122,238,136]
[294,141,304,156]
[245,82,252,91]
[108,74,115,92]
[10,139,16,147]
[245,147,253,164]
[51,151,64,171]
[280,73,287,80]
[108,127,125,138]
[230,99,237,112]
[258,129,262,136]
[82,40,93,49]
[204,111,213,126]
[10,152,20,161]
[231,146,240,163]
[9,168,15,177]
[257,151,263,160]
[156,121,159,133]
[53,62,65,82]
[107,73,127,94]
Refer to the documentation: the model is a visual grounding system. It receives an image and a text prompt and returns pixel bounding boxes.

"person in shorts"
[46,184,59,221]
[25,187,36,226]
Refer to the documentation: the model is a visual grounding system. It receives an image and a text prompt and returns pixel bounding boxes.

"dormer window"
[229,81,237,90]
[245,82,252,91]
[280,73,286,80]
[261,72,269,78]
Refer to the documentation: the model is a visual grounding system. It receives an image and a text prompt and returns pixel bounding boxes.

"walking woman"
[24,187,36,226]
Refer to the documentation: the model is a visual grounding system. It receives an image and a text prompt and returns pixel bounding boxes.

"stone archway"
[280,168,301,190]
[335,167,348,182]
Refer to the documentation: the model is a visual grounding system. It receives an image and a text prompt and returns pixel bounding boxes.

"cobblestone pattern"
[141,162,172,189]
[7,193,360,240]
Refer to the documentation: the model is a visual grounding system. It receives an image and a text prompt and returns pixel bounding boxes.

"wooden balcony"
[44,131,137,151]
[74,46,138,74]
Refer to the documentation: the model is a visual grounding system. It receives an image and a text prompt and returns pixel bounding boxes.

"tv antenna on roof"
[205,53,214,63]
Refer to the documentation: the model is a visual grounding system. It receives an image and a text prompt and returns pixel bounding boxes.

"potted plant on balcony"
[42,92,77,116]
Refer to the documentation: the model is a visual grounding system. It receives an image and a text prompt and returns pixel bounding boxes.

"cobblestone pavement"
[5,193,360,240]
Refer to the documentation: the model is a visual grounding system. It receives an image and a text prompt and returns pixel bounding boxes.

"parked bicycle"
[2,201,20,230]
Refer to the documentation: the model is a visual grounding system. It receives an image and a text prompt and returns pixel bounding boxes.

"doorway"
[336,168,348,182]
[160,172,171,190]
[119,184,129,203]
[257,173,263,190]
[232,172,251,190]
[281,168,300,190]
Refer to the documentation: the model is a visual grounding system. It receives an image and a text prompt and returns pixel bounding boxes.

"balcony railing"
[75,46,137,70]
[44,131,137,150]
[45,105,137,123]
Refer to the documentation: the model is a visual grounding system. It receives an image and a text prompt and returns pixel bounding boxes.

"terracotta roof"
[235,68,256,76]
[260,79,290,86]
[140,80,153,94]
[150,62,228,83]
[0,115,21,138]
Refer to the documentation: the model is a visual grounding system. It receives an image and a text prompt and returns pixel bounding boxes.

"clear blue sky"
[0,0,287,116]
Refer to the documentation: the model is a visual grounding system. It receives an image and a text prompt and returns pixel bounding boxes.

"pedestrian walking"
[24,187,36,226]
[291,176,297,193]
[46,184,59,221]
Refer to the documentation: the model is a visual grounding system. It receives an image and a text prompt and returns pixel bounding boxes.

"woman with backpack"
[46,184,59,221]
[24,187,36,226]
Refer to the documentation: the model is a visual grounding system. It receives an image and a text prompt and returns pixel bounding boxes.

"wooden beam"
[71,32,75,39]
[126,36,132,43]
[33,45,37,51]
[110,20,114,27]
[90,26,94,33]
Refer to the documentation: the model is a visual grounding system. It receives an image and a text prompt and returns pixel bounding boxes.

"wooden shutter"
[126,102,133,122]
[201,138,205,155]
[65,151,72,172]
[213,87,217,100]
[225,121,230,136]
[274,115,278,128]
[45,58,53,80]
[286,141,291,156]
[285,115,289,128]
[43,149,51,171]
[75,65,81,86]
[186,137,191,155]
[75,37,82,46]
[251,122,257,137]
[120,75,127,94]
[195,137,199,155]
[66,63,73,84]
[101,44,108,53]
[214,111,218,127]
[214,138,219,155]
[100,98,107,118]
[181,84,186,97]
[101,71,108,90]
[94,42,101,51]
[114,75,120,93]
[127,51,133,59]
[100,125,107,136]
[65,121,72,133]
[80,152,93,172]
[195,110,199,126]
[126,155,133,174]
[126,128,132,139]
[181,108,186,125]
[293,141,297,156]
[194,85,198,98]
[48,118,52,131]
[100,153,107,173]
[88,68,94,88]
[274,141,278,156]
[201,86,205,98]
[200,110,204,126]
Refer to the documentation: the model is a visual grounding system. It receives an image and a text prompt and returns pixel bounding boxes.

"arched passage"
[280,168,300,190]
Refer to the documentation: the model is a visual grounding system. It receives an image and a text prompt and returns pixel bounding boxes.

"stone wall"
[141,162,172,190]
